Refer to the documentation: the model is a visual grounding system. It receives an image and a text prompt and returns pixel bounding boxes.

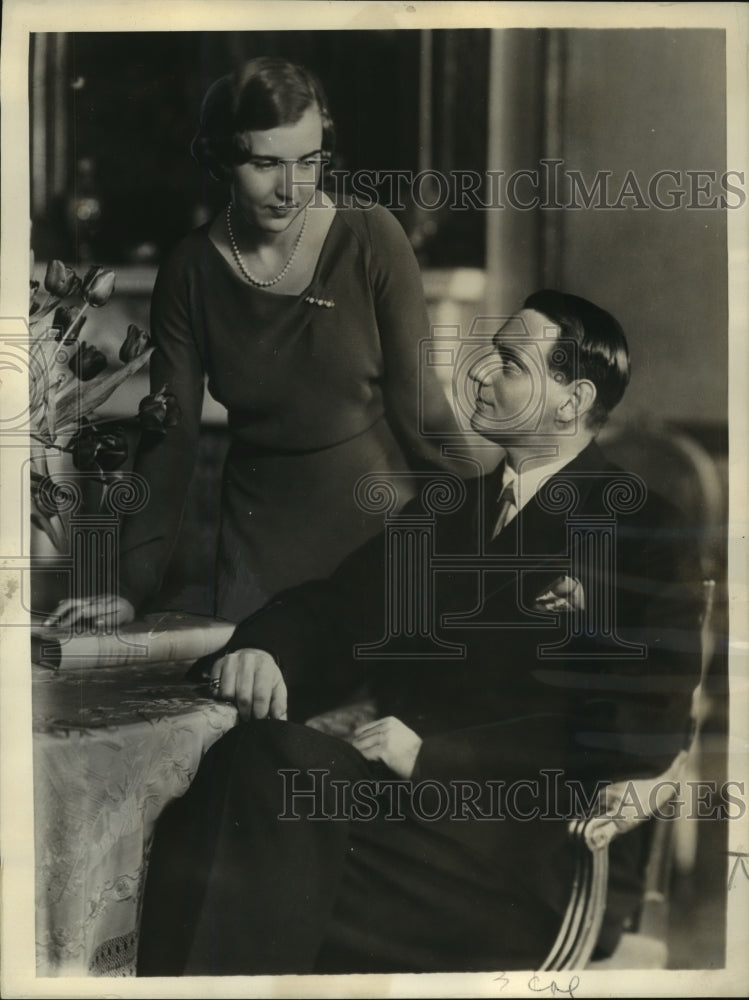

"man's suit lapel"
[474,442,613,623]
[430,442,613,627]
[490,440,611,556]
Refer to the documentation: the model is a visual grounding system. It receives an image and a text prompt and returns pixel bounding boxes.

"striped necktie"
[491,480,517,540]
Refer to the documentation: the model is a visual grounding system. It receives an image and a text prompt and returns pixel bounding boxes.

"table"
[32,660,238,977]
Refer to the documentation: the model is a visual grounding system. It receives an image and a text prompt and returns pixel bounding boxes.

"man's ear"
[557,379,597,426]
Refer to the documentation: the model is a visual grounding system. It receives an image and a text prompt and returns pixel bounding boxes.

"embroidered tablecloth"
[32,660,238,976]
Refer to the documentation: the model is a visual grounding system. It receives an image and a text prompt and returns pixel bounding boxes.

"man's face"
[468,308,571,444]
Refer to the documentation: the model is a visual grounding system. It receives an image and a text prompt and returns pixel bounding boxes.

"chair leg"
[539,819,609,971]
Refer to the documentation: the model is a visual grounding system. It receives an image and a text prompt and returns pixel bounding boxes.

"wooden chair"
[597,418,724,582]
[597,418,724,883]
[539,579,716,971]
[530,422,723,969]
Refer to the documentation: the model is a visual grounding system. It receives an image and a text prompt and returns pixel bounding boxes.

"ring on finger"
[209,678,221,691]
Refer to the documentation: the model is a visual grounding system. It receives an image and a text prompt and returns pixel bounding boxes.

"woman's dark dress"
[118,204,454,621]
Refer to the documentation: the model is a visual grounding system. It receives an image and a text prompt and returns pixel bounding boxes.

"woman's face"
[230,103,325,235]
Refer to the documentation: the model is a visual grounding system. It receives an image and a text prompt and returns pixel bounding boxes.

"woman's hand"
[209,649,288,723]
[44,594,136,629]
[351,716,423,779]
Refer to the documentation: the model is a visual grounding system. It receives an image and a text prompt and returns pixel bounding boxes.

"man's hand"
[351,716,423,779]
[210,649,287,723]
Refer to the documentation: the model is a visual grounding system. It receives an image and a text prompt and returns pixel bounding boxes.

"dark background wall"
[483,29,728,428]
[30,29,489,268]
[557,29,728,426]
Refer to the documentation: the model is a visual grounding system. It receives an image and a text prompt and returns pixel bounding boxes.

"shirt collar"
[502,445,587,513]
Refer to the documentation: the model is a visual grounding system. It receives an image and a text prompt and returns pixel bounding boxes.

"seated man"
[137,290,702,976]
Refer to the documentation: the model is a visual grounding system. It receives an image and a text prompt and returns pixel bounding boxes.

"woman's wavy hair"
[191,57,335,181]
[523,289,631,430]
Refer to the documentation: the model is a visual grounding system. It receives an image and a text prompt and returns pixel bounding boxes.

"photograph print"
[1,2,747,997]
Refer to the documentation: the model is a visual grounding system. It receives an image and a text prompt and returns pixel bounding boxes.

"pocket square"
[533,575,585,614]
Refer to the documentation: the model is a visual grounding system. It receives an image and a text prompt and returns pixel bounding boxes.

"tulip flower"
[52,305,87,344]
[69,424,98,471]
[81,266,116,307]
[44,259,80,298]
[68,341,107,381]
[94,429,130,471]
[119,324,151,363]
[28,252,178,557]
[70,424,129,472]
[138,385,180,435]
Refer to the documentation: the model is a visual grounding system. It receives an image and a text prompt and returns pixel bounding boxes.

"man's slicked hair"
[523,289,631,429]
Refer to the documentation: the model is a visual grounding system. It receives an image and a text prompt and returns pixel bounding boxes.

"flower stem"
[99,479,109,515]
[60,301,90,343]
[29,294,63,329]
[29,443,71,553]
[30,434,69,452]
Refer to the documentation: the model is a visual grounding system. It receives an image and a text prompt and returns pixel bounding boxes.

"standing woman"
[52,57,459,626]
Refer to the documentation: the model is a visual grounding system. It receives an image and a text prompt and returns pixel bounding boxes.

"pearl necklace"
[226,203,308,288]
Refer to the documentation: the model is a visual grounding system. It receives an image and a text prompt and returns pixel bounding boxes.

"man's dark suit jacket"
[222,441,702,915]
[143,439,703,973]
[230,439,701,775]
